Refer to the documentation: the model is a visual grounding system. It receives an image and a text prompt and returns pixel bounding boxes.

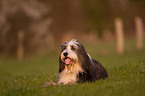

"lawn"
[0,38,145,96]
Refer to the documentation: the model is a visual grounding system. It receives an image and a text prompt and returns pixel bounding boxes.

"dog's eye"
[61,45,66,50]
[71,45,75,50]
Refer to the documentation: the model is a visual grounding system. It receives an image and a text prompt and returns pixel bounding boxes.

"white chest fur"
[57,62,83,85]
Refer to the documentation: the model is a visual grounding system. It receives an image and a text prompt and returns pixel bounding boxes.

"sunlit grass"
[0,38,145,96]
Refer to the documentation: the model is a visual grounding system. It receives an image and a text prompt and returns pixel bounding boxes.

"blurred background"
[0,0,145,60]
[0,1,145,95]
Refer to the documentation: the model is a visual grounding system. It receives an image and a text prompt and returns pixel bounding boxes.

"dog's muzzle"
[64,57,71,65]
[62,52,72,65]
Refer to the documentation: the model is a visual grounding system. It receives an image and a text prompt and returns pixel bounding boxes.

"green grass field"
[0,38,145,96]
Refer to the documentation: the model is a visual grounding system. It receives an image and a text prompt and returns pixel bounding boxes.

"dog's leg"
[41,78,58,87]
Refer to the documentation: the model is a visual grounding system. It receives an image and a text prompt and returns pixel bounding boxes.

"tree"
[0,0,53,59]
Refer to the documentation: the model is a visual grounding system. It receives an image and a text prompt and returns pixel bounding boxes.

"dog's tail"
[92,59,108,79]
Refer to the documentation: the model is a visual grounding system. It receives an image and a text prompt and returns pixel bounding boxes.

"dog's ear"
[78,44,97,81]
[59,56,65,73]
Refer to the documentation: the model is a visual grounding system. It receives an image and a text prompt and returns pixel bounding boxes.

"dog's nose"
[63,52,68,56]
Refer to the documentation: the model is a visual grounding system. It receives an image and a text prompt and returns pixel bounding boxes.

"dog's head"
[60,39,80,66]
[60,39,89,66]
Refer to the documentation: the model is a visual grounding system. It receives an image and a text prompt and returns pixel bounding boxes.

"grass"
[0,37,145,96]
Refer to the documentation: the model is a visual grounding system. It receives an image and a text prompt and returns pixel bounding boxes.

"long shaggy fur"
[57,39,108,84]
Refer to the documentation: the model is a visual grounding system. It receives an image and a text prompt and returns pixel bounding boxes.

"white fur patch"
[87,53,96,67]
[57,62,83,84]
[67,39,79,45]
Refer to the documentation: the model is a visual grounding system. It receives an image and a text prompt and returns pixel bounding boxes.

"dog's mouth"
[63,57,71,65]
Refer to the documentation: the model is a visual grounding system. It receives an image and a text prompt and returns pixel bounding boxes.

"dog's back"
[92,59,108,79]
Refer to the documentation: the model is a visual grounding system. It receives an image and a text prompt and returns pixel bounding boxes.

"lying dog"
[42,39,108,87]
[57,39,108,84]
